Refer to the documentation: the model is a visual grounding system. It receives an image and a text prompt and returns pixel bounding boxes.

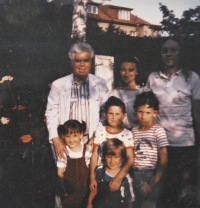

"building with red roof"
[87,0,160,37]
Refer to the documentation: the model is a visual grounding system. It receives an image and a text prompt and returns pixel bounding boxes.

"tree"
[154,3,200,36]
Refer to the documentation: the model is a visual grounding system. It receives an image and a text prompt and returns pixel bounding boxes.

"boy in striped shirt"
[132,91,168,208]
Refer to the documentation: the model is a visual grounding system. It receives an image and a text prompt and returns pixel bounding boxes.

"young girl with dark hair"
[57,120,91,208]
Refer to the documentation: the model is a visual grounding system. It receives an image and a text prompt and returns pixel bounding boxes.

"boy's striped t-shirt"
[132,124,168,170]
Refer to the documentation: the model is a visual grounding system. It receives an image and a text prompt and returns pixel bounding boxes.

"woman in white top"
[109,55,141,129]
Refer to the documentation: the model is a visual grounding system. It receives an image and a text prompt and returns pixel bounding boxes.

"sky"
[95,0,200,24]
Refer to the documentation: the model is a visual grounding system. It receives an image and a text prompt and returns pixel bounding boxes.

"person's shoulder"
[89,74,106,83]
[190,71,200,80]
[109,88,121,97]
[153,123,165,130]
[52,74,72,86]
[96,165,104,175]
[96,125,106,133]
[123,128,132,133]
[153,124,167,133]
[131,126,139,133]
[148,71,160,78]
[110,88,120,94]
[153,124,168,144]
[96,165,103,170]
[122,128,133,137]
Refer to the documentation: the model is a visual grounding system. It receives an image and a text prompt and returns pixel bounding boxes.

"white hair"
[68,42,94,60]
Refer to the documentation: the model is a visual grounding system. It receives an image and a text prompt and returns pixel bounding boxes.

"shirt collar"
[158,69,182,79]
[72,75,89,85]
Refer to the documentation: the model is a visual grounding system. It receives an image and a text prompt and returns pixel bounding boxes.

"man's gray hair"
[68,42,95,60]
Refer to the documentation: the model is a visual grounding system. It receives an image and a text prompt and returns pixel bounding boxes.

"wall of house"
[97,22,155,37]
[97,22,109,31]
[97,22,137,36]
[113,23,137,36]
[138,25,152,37]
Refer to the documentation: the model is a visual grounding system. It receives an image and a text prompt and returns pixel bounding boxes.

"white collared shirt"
[145,70,200,146]
[69,77,90,135]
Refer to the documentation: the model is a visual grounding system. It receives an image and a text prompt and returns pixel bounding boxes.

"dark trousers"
[158,146,198,208]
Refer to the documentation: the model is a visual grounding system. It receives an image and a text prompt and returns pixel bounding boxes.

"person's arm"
[57,167,68,197]
[45,82,68,159]
[192,100,200,145]
[87,189,97,208]
[87,122,104,146]
[89,145,99,191]
[140,146,168,196]
[52,137,68,159]
[191,73,200,144]
[109,147,134,192]
[87,135,94,146]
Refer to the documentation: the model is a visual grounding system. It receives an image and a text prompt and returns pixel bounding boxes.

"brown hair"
[102,138,127,165]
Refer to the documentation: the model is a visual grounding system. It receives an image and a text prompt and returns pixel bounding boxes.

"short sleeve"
[94,127,105,146]
[155,126,168,148]
[143,72,157,92]
[85,144,93,167]
[191,72,200,100]
[94,135,100,146]
[56,154,67,169]
[123,130,134,148]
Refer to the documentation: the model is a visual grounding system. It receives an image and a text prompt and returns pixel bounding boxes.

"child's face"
[136,104,157,127]
[105,106,125,128]
[63,131,83,149]
[105,152,123,170]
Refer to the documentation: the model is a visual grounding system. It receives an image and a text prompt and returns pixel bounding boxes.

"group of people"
[45,39,200,208]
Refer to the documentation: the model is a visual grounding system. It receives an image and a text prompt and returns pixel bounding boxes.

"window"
[87,5,98,14]
[118,10,130,20]
[130,31,136,37]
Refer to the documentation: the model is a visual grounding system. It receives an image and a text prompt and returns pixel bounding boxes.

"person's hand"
[87,202,93,208]
[19,134,32,143]
[52,137,68,159]
[87,135,95,146]
[109,177,122,192]
[140,182,152,197]
[62,193,69,207]
[89,178,97,192]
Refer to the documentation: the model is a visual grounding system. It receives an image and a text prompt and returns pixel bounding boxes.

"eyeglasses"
[74,58,91,64]
[161,47,179,55]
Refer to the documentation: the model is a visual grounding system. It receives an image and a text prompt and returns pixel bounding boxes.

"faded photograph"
[0,0,200,208]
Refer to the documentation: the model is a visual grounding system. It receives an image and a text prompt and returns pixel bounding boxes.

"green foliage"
[156,3,200,36]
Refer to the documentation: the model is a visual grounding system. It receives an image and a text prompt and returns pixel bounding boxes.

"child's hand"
[109,177,122,192]
[139,182,152,197]
[89,178,97,191]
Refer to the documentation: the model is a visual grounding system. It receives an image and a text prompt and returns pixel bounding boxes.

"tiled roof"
[87,0,152,26]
